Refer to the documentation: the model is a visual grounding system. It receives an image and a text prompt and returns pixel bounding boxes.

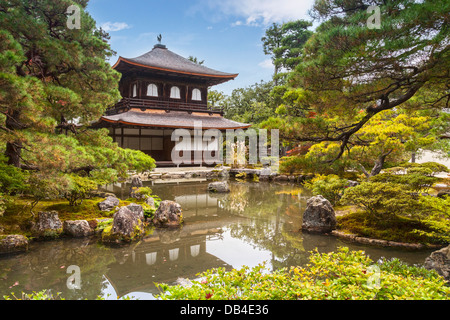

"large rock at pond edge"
[152,201,183,228]
[0,235,28,254]
[63,220,94,238]
[31,211,63,238]
[126,203,145,221]
[424,245,450,281]
[207,181,230,193]
[98,196,120,212]
[302,195,336,233]
[102,207,144,244]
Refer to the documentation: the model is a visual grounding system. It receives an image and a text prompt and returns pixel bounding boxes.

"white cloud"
[258,59,274,69]
[231,20,243,27]
[203,0,314,26]
[101,22,131,32]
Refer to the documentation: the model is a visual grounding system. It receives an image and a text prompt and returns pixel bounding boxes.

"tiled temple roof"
[99,109,251,130]
[113,44,238,84]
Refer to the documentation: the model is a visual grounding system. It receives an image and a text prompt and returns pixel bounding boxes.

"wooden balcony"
[106,98,224,116]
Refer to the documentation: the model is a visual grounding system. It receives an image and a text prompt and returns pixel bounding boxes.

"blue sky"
[86,0,315,95]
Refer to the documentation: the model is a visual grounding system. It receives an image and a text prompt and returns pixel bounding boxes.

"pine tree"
[0,0,155,202]
[266,0,449,162]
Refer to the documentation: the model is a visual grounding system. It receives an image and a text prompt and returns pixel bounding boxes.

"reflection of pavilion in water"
[105,230,233,298]
[104,181,240,298]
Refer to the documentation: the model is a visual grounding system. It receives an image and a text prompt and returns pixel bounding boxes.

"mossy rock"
[152,201,183,228]
[0,235,29,254]
[101,223,145,244]
[31,211,63,239]
[101,207,145,244]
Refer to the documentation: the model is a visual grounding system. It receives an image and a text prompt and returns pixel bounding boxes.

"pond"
[0,179,436,300]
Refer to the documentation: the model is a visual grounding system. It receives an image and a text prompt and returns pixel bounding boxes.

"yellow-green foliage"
[277,110,441,178]
[340,162,450,241]
[370,162,448,193]
[303,174,349,205]
[133,187,152,197]
[413,195,450,243]
[336,211,441,244]
[340,181,418,216]
[3,290,64,300]
[156,247,450,300]
[64,174,98,206]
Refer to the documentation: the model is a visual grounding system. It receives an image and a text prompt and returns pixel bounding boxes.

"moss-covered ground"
[336,209,443,245]
[0,196,142,237]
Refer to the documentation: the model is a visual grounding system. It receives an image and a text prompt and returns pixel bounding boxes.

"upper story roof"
[113,44,238,85]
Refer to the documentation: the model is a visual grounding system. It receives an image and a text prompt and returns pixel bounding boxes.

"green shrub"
[156,247,450,300]
[341,162,450,231]
[3,289,64,300]
[279,155,353,177]
[143,196,160,220]
[336,211,440,243]
[64,174,98,206]
[303,174,351,206]
[370,162,448,194]
[340,181,419,217]
[135,186,152,197]
[26,172,71,211]
[130,186,153,200]
[0,155,29,195]
[413,195,450,243]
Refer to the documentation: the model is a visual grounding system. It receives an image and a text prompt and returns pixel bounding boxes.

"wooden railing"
[106,98,223,116]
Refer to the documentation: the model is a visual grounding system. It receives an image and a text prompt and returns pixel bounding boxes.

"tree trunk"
[370,158,384,177]
[4,109,23,168]
[5,141,22,167]
[359,150,394,178]
[369,150,393,177]
[273,64,279,86]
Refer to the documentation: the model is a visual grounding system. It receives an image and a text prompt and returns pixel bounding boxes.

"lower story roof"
[97,108,251,130]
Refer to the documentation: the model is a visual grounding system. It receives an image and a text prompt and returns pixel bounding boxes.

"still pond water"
[0,180,435,300]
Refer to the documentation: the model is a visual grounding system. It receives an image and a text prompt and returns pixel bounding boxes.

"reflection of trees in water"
[228,220,310,271]
[222,182,308,217]
[0,239,115,300]
[221,181,314,270]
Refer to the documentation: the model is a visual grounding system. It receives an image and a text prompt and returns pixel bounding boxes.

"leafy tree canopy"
[0,0,155,203]
[262,0,449,170]
[222,80,278,124]
[261,19,313,84]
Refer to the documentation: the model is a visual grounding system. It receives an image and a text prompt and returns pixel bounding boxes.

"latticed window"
[192,88,202,101]
[170,86,181,99]
[132,84,137,97]
[147,83,158,97]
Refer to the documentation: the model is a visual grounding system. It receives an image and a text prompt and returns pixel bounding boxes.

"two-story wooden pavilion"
[93,42,250,166]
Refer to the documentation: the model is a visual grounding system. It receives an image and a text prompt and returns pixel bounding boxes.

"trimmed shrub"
[340,181,418,217]
[303,174,353,206]
[156,247,450,300]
